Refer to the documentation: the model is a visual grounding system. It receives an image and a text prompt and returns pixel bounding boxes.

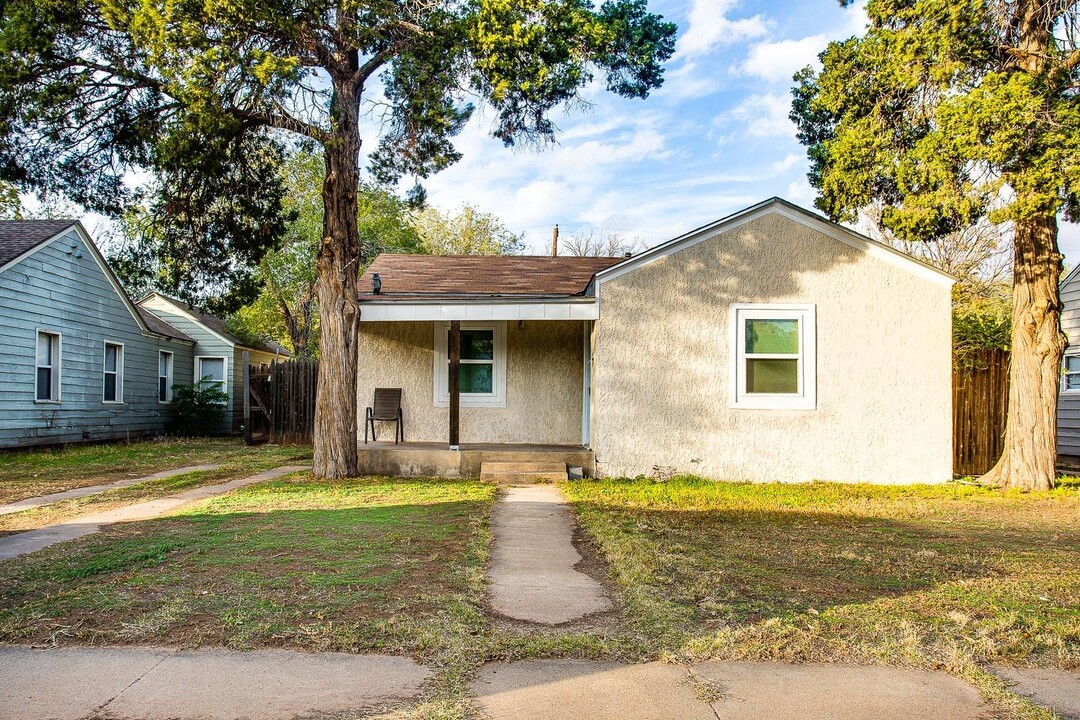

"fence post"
[242,351,251,445]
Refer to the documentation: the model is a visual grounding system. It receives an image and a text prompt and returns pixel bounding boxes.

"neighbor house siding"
[139,297,238,433]
[357,320,584,446]
[1058,270,1080,456]
[591,212,953,484]
[0,229,190,447]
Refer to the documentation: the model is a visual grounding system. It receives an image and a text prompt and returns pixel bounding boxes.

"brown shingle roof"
[0,220,78,268]
[359,254,625,300]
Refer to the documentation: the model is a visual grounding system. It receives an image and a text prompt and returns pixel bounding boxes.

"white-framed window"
[158,351,174,403]
[195,356,228,401]
[103,342,124,403]
[729,304,816,410]
[433,322,507,407]
[1063,355,1080,393]
[35,330,61,402]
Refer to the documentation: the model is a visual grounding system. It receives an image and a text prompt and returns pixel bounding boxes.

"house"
[0,220,287,448]
[1058,265,1080,460]
[137,293,289,433]
[356,198,955,484]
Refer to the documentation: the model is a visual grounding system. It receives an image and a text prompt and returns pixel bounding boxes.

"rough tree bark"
[981,0,1066,491]
[312,76,363,480]
[983,214,1066,490]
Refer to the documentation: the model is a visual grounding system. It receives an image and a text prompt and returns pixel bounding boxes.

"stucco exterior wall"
[357,320,585,445]
[591,212,953,484]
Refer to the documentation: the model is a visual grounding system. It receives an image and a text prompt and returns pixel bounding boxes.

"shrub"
[169,380,228,436]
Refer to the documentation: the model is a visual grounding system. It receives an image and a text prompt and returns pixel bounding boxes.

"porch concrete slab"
[0,465,309,562]
[992,666,1080,719]
[691,660,988,720]
[0,645,430,720]
[472,659,717,720]
[488,484,611,624]
[0,464,221,516]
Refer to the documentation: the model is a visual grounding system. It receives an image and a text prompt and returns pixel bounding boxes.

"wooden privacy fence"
[953,348,1009,476]
[243,355,319,445]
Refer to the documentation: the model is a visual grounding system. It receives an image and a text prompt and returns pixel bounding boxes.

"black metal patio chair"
[365,387,404,444]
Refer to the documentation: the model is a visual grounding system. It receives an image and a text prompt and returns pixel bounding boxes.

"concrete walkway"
[0,465,308,562]
[472,659,990,720]
[0,464,221,516]
[488,484,611,624]
[0,645,429,720]
[993,666,1080,719]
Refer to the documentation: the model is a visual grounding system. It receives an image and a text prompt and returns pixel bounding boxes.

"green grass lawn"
[1,450,1077,720]
[0,438,312,504]
[562,476,1080,720]
[0,475,494,655]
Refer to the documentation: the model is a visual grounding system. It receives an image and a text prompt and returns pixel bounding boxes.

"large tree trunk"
[982,214,1066,490]
[312,86,363,479]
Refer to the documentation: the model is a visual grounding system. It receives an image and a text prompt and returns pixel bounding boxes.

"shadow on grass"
[0,497,490,651]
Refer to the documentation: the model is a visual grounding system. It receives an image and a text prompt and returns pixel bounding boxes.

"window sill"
[34,400,61,405]
[103,401,125,405]
[730,396,816,411]
[434,396,507,409]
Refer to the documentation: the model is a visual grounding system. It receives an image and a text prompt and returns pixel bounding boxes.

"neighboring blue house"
[0,220,288,448]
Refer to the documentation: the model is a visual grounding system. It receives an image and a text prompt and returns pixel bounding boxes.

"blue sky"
[405,0,1080,260]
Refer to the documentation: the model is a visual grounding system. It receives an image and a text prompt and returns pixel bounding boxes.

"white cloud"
[726,93,796,139]
[675,0,769,59]
[738,34,829,83]
[772,153,804,174]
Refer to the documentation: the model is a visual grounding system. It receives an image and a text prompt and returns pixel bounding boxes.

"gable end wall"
[591,212,953,484]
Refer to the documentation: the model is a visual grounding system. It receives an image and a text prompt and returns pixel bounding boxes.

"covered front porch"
[357,441,595,479]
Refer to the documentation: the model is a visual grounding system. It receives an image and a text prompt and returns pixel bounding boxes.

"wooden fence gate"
[952,348,1009,476]
[243,354,319,445]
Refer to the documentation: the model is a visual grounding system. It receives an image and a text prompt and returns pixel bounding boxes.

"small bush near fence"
[170,381,229,436]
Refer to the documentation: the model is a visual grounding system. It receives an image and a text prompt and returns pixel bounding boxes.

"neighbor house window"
[729,304,816,410]
[103,342,124,402]
[1063,356,1080,393]
[195,356,228,400]
[433,322,506,407]
[35,331,61,402]
[159,351,174,402]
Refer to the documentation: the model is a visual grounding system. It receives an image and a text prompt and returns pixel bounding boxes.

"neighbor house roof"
[0,220,78,270]
[359,254,624,300]
[140,293,291,355]
[137,307,195,343]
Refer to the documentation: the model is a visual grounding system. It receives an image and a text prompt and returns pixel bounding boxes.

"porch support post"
[449,320,461,450]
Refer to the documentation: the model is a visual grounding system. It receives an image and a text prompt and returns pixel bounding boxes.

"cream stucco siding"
[357,320,584,445]
[591,212,953,484]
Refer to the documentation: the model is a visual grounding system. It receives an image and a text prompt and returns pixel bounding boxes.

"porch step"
[480,461,568,485]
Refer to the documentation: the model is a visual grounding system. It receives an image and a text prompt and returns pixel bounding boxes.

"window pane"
[746,319,799,355]
[159,377,168,402]
[459,363,493,393]
[104,374,117,401]
[159,353,170,376]
[460,330,494,360]
[104,345,118,372]
[200,358,225,382]
[747,358,798,394]
[1067,373,1080,391]
[1067,356,1080,373]
[36,368,52,400]
[37,333,52,365]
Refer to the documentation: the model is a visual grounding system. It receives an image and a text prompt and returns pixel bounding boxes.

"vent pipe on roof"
[372,272,382,295]
[551,225,559,257]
